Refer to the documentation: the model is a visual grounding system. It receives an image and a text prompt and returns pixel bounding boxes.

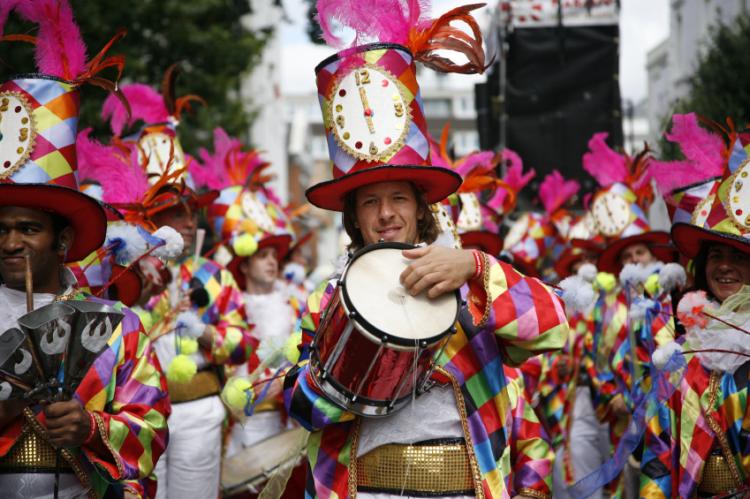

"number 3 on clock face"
[328,65,411,162]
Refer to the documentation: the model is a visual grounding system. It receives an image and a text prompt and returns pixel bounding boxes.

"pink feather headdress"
[4,0,125,88]
[190,128,275,198]
[539,170,580,215]
[646,113,727,194]
[316,0,487,74]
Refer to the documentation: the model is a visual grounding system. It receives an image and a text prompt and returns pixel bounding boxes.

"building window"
[423,98,451,118]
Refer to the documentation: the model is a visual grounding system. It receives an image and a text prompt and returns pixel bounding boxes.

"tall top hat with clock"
[582,132,674,273]
[0,0,125,262]
[670,123,750,259]
[100,66,217,219]
[305,0,488,211]
[192,128,295,290]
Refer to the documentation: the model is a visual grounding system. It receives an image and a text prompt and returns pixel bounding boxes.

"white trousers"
[552,386,611,499]
[154,396,226,499]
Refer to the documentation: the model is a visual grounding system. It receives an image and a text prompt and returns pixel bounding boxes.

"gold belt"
[698,452,741,495]
[169,369,221,404]
[0,424,72,473]
[356,440,474,496]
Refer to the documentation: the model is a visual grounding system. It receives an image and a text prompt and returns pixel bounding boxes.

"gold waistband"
[169,369,221,404]
[253,396,280,413]
[698,453,741,495]
[356,440,474,496]
[0,424,72,473]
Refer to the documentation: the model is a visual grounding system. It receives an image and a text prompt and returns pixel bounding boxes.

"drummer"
[283,2,568,498]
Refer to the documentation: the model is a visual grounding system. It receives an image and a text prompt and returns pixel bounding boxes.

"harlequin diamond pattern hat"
[0,1,120,262]
[305,0,488,211]
[671,131,750,259]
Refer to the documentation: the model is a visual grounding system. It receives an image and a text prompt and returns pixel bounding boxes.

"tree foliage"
[658,12,750,157]
[0,0,270,152]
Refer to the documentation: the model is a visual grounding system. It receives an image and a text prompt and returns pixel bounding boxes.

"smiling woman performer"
[640,137,750,498]
[282,2,569,498]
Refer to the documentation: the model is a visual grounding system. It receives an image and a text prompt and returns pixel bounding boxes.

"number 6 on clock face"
[328,64,411,162]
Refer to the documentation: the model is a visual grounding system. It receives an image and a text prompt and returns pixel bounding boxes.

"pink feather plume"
[454,151,494,177]
[647,113,726,194]
[316,0,429,48]
[101,84,169,137]
[582,132,628,187]
[502,148,535,191]
[191,128,268,190]
[76,128,149,204]
[539,170,580,214]
[16,0,87,80]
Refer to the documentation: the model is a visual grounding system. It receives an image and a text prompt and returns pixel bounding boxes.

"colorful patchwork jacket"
[640,354,750,498]
[0,293,171,499]
[284,257,569,498]
[147,256,255,366]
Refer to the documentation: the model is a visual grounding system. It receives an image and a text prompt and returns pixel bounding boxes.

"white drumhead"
[344,247,458,341]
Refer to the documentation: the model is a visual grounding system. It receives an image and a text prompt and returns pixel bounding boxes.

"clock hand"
[358,87,376,135]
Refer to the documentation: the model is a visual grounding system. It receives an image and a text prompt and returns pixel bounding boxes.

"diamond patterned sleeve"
[204,269,257,365]
[78,307,170,483]
[466,257,568,366]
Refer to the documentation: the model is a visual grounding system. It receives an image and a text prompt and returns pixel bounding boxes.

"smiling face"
[0,206,72,293]
[705,243,750,303]
[353,181,423,246]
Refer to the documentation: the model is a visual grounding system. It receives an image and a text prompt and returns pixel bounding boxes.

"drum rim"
[341,242,460,347]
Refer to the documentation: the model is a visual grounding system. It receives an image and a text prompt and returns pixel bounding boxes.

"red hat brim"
[597,231,676,274]
[305,165,462,211]
[460,231,504,256]
[671,222,750,260]
[0,184,106,262]
[226,234,293,291]
[107,264,141,307]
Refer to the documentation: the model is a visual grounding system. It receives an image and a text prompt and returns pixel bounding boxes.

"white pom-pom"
[629,297,656,321]
[677,290,709,316]
[283,262,307,285]
[559,275,596,313]
[577,263,597,283]
[151,226,185,260]
[175,310,206,338]
[652,341,682,370]
[619,263,641,287]
[107,223,148,265]
[658,263,686,293]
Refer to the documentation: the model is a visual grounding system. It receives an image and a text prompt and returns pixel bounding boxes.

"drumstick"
[24,255,33,313]
[193,228,206,263]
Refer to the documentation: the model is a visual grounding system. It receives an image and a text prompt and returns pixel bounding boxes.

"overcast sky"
[279,0,670,103]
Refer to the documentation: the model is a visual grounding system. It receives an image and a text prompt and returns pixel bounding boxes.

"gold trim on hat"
[0,91,38,181]
[722,158,750,231]
[326,62,413,164]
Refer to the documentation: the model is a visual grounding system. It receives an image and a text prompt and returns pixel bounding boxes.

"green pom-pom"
[222,376,254,411]
[284,332,302,364]
[644,274,660,296]
[166,354,197,384]
[595,272,616,293]
[179,337,199,355]
[135,308,153,331]
[224,329,243,352]
[233,233,258,257]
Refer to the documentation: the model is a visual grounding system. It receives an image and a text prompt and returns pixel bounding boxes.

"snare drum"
[310,243,459,417]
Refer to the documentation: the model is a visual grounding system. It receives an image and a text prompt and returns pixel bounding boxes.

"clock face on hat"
[0,92,36,180]
[726,160,750,229]
[504,214,530,250]
[240,191,275,233]
[138,132,186,184]
[328,64,411,162]
[592,191,631,237]
[568,212,596,240]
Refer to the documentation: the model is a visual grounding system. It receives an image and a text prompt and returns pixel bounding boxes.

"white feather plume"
[658,263,686,293]
[629,297,657,321]
[652,340,683,370]
[577,263,597,283]
[175,310,206,338]
[559,275,596,313]
[106,222,148,266]
[151,226,185,260]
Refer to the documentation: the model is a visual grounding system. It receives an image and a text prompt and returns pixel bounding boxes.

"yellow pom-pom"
[644,273,660,296]
[595,272,616,293]
[222,376,254,411]
[233,233,258,257]
[166,354,197,384]
[135,308,153,332]
[284,332,302,364]
[179,337,199,355]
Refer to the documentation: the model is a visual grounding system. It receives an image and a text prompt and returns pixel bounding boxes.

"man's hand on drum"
[400,246,477,298]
